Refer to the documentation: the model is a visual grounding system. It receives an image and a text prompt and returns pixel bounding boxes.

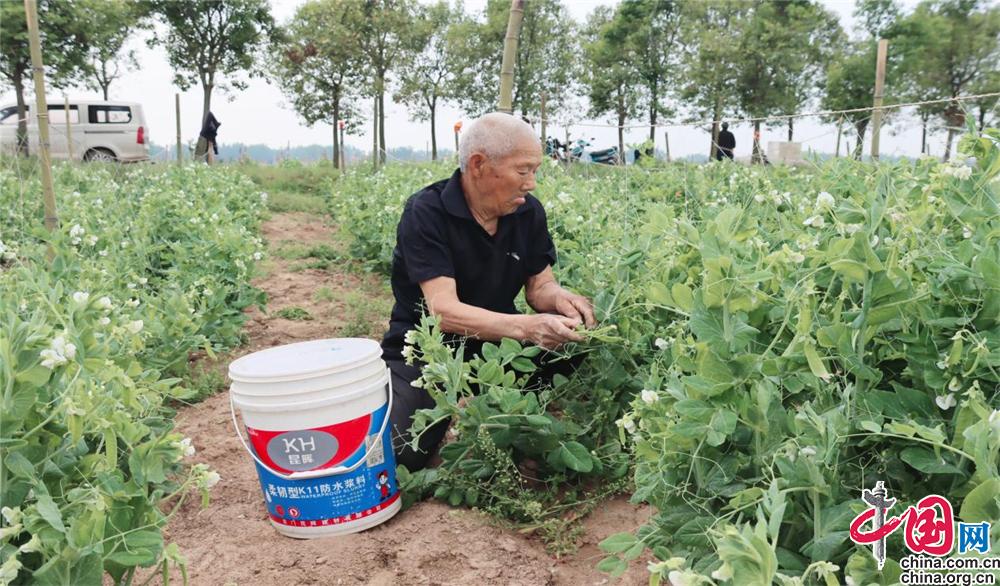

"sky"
[2,0,970,162]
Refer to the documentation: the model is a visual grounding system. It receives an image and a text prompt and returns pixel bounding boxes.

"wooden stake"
[24,0,58,244]
[664,131,671,162]
[497,0,525,114]
[870,39,888,161]
[64,95,75,161]
[340,124,346,169]
[835,115,843,158]
[175,94,182,165]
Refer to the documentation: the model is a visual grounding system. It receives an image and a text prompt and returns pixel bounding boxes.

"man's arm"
[419,276,583,349]
[524,266,596,328]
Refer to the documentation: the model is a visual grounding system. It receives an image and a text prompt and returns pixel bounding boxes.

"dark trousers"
[386,351,583,472]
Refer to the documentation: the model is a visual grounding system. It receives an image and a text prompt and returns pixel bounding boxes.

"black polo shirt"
[380,168,557,362]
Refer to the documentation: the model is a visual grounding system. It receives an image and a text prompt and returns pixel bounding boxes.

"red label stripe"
[269,492,400,527]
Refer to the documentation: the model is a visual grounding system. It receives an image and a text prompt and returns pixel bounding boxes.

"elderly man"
[381,113,596,471]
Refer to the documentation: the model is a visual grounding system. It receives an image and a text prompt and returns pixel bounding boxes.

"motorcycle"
[568,138,620,165]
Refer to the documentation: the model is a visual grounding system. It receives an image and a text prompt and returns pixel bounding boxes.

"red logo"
[850,482,956,566]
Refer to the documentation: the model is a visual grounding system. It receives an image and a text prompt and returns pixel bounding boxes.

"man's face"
[476,138,543,216]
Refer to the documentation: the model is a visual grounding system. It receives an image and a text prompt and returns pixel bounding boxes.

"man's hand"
[553,290,596,329]
[521,314,584,350]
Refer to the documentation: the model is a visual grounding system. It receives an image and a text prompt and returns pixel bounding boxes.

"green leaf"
[3,450,35,478]
[599,532,639,553]
[674,399,714,422]
[899,447,964,475]
[597,556,627,577]
[15,365,51,387]
[559,441,593,473]
[671,283,694,312]
[647,282,673,305]
[830,259,867,283]
[960,479,1000,523]
[35,493,66,533]
[803,343,831,381]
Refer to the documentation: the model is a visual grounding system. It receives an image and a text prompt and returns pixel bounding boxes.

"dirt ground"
[158,211,651,586]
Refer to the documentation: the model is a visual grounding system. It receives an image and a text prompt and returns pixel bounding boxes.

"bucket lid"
[229,338,383,383]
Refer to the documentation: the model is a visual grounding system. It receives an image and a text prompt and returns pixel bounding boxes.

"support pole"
[175,93,182,165]
[870,39,888,161]
[664,131,671,162]
[497,0,525,114]
[454,121,461,163]
[340,122,346,169]
[24,0,58,245]
[65,95,74,161]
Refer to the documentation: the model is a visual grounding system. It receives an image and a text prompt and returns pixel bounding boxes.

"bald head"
[459,113,540,172]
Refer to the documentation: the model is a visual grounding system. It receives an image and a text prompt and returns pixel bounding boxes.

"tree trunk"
[853,119,868,161]
[13,68,28,156]
[430,99,438,162]
[648,79,658,143]
[752,119,763,164]
[102,84,109,101]
[709,94,721,159]
[194,84,214,161]
[332,99,341,170]
[617,91,625,164]
[787,118,793,141]
[920,114,928,155]
[201,85,213,130]
[372,93,379,170]
[943,129,955,162]
[377,72,387,165]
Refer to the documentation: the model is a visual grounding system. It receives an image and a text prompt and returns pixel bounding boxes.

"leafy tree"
[822,41,879,160]
[613,0,684,143]
[146,0,277,130]
[450,0,576,120]
[0,0,93,154]
[735,0,843,161]
[271,0,364,168]
[77,0,152,100]
[393,1,464,161]
[581,6,641,159]
[893,0,1000,160]
[676,0,752,158]
[357,0,420,166]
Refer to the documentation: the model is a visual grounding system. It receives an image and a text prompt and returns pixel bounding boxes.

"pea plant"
[0,163,266,585]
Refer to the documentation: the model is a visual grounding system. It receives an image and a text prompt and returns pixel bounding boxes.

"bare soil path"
[160,211,651,585]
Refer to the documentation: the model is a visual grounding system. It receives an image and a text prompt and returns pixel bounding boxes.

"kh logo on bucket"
[849,481,992,569]
[246,413,371,474]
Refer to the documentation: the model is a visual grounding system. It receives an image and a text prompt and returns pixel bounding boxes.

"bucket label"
[249,402,400,528]
[247,413,371,475]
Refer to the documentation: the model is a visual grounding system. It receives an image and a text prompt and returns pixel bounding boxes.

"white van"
[0,100,150,162]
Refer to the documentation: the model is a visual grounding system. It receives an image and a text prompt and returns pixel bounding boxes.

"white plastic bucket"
[228,338,401,538]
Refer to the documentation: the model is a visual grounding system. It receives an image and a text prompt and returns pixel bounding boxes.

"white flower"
[253,252,263,261]
[845,223,863,235]
[846,577,858,586]
[127,283,137,290]
[654,337,669,350]
[127,298,140,308]
[127,320,144,334]
[754,193,766,204]
[557,191,571,203]
[200,470,221,489]
[943,164,972,180]
[179,437,196,458]
[260,192,268,203]
[617,415,637,434]
[789,250,805,263]
[935,393,957,410]
[0,550,22,583]
[803,215,825,229]
[98,317,111,326]
[403,330,418,345]
[1,506,21,525]
[871,235,880,247]
[72,291,89,305]
[641,389,659,404]
[41,335,76,369]
[963,226,973,239]
[410,376,424,388]
[86,235,98,246]
[69,224,85,237]
[18,534,41,554]
[98,249,108,257]
[799,446,817,457]
[668,571,689,586]
[97,296,112,310]
[815,191,835,211]
[138,277,148,285]
[948,377,962,392]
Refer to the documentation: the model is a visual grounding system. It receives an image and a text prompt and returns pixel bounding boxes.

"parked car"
[0,100,150,162]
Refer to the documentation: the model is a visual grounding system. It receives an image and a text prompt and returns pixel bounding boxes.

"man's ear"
[466,152,488,177]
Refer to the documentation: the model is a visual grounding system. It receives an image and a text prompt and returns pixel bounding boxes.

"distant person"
[196,111,221,164]
[716,122,735,161]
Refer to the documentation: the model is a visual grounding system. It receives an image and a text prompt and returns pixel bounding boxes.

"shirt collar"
[441,168,533,219]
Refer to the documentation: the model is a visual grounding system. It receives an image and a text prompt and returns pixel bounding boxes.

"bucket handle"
[229,368,394,481]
